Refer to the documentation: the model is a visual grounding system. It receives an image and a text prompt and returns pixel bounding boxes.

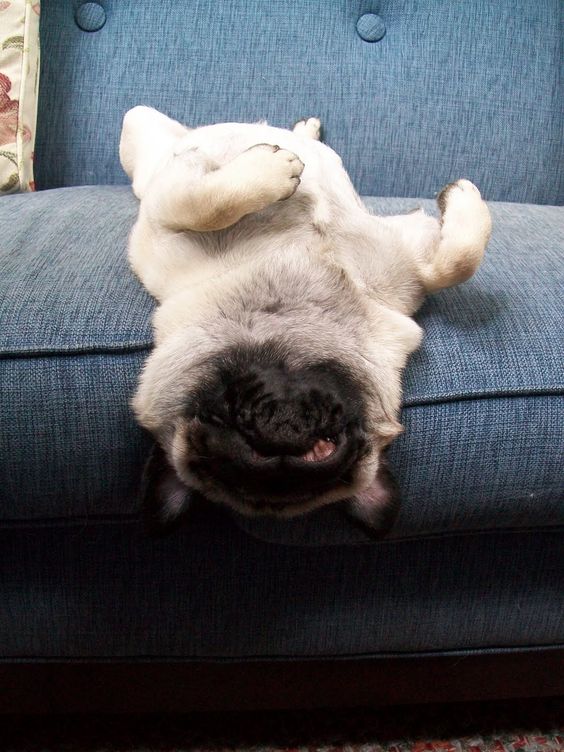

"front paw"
[244,143,305,201]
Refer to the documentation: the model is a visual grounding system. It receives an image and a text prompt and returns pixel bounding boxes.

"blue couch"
[0,0,562,710]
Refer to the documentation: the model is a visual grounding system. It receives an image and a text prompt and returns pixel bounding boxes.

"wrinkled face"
[134,253,422,535]
[168,347,385,513]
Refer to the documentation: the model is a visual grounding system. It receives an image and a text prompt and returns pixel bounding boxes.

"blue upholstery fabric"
[1,519,562,657]
[0,187,562,546]
[2,0,563,666]
[35,1,563,205]
[0,187,150,354]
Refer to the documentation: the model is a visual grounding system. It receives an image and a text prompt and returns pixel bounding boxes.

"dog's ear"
[341,455,400,539]
[141,442,194,536]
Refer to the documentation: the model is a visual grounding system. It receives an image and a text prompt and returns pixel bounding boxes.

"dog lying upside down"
[120,107,491,534]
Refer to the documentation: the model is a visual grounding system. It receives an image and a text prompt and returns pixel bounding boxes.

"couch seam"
[0,517,561,543]
[0,343,153,358]
[2,643,563,663]
[1,348,562,403]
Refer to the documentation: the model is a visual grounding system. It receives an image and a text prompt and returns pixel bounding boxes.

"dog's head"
[134,251,422,535]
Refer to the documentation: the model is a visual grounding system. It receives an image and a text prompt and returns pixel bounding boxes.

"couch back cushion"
[35,0,562,204]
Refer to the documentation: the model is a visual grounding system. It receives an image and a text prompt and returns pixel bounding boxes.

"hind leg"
[372,180,491,303]
[120,106,190,200]
[293,117,322,140]
[419,179,492,292]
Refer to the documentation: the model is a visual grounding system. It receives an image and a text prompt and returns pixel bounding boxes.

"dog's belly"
[139,193,326,302]
[136,118,393,303]
[176,121,363,223]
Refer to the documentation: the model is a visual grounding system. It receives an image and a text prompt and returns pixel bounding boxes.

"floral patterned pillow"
[0,0,40,194]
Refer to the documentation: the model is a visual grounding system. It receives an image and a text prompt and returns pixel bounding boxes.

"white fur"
[120,107,492,516]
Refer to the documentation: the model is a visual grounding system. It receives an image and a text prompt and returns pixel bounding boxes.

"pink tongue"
[301,439,337,462]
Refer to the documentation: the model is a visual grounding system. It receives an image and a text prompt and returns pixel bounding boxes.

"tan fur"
[120,107,492,517]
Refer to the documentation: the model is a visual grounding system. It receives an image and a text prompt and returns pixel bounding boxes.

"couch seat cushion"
[0,187,562,543]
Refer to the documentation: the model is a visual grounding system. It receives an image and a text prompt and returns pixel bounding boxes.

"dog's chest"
[183,192,324,262]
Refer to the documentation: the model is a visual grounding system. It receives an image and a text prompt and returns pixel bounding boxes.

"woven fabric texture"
[0,187,562,547]
[34,0,563,204]
[1,520,563,657]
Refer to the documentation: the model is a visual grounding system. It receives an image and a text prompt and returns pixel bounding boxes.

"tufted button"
[356,13,386,42]
[75,2,106,32]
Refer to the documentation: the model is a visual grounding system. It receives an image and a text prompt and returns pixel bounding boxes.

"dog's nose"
[225,364,347,457]
[189,354,367,505]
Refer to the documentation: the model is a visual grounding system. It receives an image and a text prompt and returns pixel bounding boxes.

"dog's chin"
[180,434,362,519]
[142,441,399,537]
[190,459,400,536]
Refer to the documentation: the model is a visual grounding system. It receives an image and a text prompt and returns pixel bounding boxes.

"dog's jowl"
[120,107,492,534]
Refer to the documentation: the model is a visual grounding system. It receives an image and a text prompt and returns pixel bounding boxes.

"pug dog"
[119,106,491,534]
